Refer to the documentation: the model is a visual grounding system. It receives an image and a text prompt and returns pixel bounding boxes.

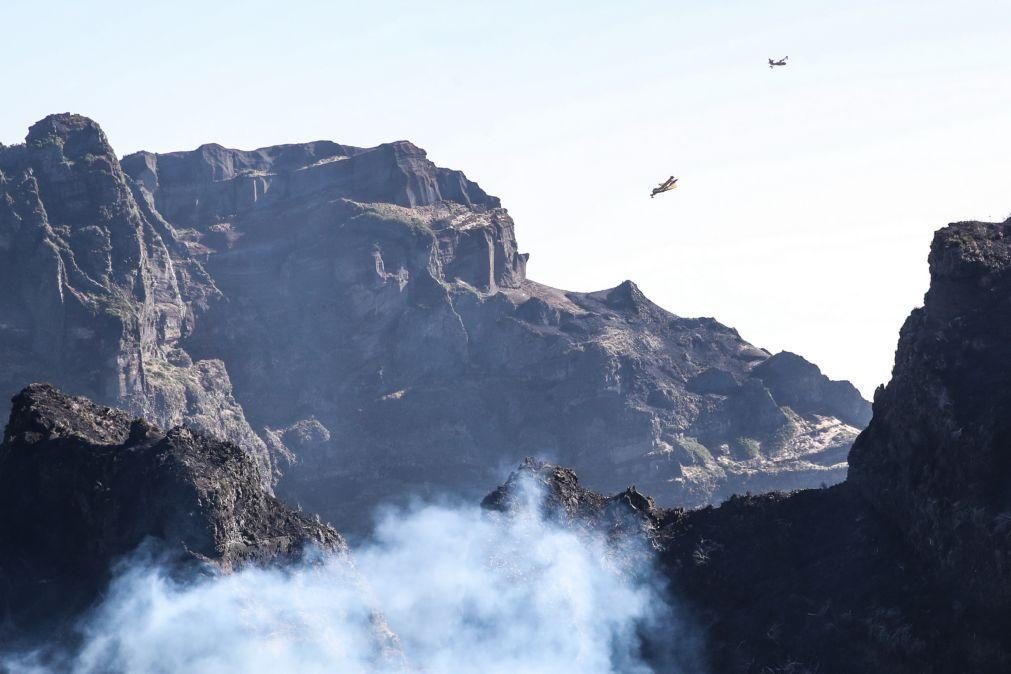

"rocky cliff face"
[488,219,1011,673]
[848,219,1011,613]
[0,383,344,642]
[0,115,271,482]
[0,113,869,529]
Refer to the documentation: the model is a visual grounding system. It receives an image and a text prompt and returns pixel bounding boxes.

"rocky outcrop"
[848,219,1011,613]
[1,113,870,531]
[752,350,872,427]
[486,219,1011,673]
[482,456,667,543]
[0,383,344,641]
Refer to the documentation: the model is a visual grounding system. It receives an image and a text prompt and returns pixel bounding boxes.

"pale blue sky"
[4,0,1011,396]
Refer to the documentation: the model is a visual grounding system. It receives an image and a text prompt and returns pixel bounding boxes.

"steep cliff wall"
[0,115,270,480]
[849,219,1011,611]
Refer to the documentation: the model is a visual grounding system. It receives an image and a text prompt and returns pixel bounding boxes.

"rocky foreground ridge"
[0,113,870,527]
[0,383,346,643]
[488,219,1011,673]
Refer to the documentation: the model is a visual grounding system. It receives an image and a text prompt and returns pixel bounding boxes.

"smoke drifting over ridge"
[5,478,701,673]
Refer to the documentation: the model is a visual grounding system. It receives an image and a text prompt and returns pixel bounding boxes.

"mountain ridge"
[0,112,870,528]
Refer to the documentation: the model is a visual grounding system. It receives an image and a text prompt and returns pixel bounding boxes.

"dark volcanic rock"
[482,457,667,543]
[488,219,1011,673]
[849,219,1011,613]
[0,383,344,641]
[1,113,869,531]
[498,459,965,673]
[496,466,1007,673]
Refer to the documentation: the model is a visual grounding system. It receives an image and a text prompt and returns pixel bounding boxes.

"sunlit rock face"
[1,113,869,529]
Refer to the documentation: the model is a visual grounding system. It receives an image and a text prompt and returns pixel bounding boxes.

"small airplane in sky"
[768,56,789,69]
[650,176,678,198]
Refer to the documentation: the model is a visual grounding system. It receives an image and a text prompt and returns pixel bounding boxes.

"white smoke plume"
[5,478,701,673]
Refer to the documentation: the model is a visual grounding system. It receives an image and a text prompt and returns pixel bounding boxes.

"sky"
[3,0,1010,397]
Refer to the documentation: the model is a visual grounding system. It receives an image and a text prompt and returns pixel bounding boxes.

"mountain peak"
[603,279,648,309]
[26,113,114,160]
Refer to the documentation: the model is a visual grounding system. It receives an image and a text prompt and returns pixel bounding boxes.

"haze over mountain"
[0,113,869,528]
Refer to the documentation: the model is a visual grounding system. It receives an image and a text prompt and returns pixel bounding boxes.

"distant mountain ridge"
[0,113,869,527]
